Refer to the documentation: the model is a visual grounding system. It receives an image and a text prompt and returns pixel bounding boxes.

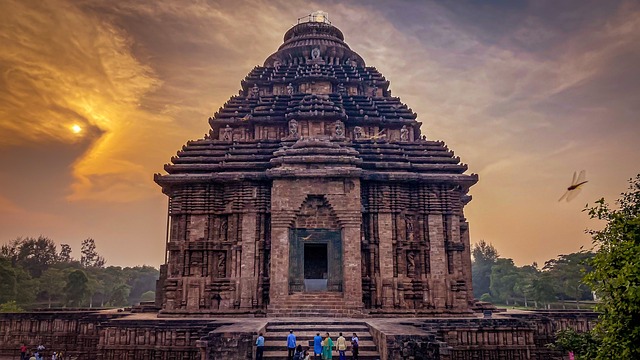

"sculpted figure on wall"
[335,120,345,138]
[353,126,364,139]
[288,119,299,138]
[216,252,226,278]
[287,83,294,95]
[250,84,260,98]
[222,125,233,141]
[400,125,409,142]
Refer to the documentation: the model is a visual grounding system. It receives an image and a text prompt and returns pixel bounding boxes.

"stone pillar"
[269,211,294,303]
[428,214,447,310]
[239,213,257,309]
[378,212,395,309]
[339,213,363,310]
[460,220,474,304]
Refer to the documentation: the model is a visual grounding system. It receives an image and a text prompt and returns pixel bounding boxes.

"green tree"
[489,258,519,304]
[584,174,640,359]
[0,258,17,303]
[38,268,67,308]
[0,301,23,313]
[110,284,131,307]
[65,269,90,307]
[59,244,73,263]
[528,272,556,308]
[548,328,599,360]
[472,240,499,299]
[80,238,105,268]
[3,236,58,277]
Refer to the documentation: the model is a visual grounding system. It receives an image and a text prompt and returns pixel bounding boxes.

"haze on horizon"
[0,0,638,268]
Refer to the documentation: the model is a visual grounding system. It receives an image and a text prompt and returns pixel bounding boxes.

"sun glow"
[71,124,82,134]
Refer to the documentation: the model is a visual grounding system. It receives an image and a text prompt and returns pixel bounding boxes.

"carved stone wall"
[361,182,472,314]
[160,181,271,315]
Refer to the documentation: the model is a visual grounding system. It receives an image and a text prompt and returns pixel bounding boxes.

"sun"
[71,124,82,134]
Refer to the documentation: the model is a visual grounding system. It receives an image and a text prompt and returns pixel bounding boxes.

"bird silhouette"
[558,170,588,202]
[301,235,313,241]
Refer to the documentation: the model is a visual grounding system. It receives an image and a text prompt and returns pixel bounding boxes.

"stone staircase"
[268,293,361,317]
[262,320,380,360]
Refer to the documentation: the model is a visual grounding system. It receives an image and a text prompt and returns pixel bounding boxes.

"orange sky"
[0,0,638,267]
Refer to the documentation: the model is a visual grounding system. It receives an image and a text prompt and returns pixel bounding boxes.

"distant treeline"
[472,240,594,308]
[0,236,158,311]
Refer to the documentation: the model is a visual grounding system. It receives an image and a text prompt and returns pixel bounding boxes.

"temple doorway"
[304,243,328,291]
[289,229,342,293]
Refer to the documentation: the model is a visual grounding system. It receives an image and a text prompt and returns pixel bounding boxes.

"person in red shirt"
[20,344,27,360]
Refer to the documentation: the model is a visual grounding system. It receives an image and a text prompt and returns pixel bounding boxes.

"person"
[51,352,57,360]
[313,333,323,359]
[28,353,36,360]
[351,333,359,360]
[303,350,311,360]
[20,344,27,360]
[287,330,297,360]
[336,333,347,360]
[294,344,304,360]
[255,332,265,360]
[322,332,334,360]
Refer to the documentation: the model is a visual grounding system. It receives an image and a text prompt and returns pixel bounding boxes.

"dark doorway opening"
[304,243,328,279]
[304,243,328,292]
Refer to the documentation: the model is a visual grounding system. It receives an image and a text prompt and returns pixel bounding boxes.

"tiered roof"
[155,18,477,190]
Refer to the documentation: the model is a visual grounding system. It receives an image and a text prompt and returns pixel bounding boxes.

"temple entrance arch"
[289,228,342,293]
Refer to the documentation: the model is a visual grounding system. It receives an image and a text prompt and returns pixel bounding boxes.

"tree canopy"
[584,174,640,359]
[0,237,159,309]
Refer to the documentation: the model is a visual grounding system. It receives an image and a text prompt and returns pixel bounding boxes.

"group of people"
[19,344,64,360]
[255,330,359,360]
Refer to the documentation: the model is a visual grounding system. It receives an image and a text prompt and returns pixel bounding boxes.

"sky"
[0,0,638,268]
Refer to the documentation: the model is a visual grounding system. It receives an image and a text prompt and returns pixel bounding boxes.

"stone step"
[263,350,380,360]
[263,341,377,352]
[266,320,368,326]
[267,324,369,331]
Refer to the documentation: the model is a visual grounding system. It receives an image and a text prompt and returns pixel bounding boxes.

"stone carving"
[287,83,294,95]
[406,217,415,242]
[311,47,320,59]
[353,126,364,139]
[334,120,345,138]
[222,125,232,141]
[219,217,228,240]
[216,252,226,278]
[407,251,416,278]
[370,84,378,97]
[337,82,346,95]
[400,125,409,142]
[288,119,299,138]
[250,84,260,98]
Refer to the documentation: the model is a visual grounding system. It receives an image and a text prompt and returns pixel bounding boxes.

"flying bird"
[558,170,588,202]
[301,235,313,241]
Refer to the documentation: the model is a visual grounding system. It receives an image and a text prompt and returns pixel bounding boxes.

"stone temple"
[154,12,478,318]
[0,13,597,360]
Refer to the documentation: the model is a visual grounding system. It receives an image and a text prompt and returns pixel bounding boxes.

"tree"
[548,328,599,360]
[38,268,67,308]
[80,238,105,268]
[472,240,499,299]
[0,301,23,313]
[584,174,640,359]
[543,252,594,307]
[64,269,90,307]
[3,236,59,277]
[489,258,519,304]
[59,244,73,263]
[0,258,17,303]
[110,284,131,307]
